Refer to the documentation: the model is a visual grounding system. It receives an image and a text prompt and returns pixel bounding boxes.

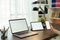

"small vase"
[1,36,7,40]
[1,32,7,40]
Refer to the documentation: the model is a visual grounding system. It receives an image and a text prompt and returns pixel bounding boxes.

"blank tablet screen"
[31,22,43,30]
[45,21,51,29]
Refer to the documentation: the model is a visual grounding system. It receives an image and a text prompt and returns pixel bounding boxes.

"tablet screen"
[31,22,43,30]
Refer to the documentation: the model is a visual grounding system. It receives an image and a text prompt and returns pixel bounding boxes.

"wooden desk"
[12,30,57,40]
[0,27,58,40]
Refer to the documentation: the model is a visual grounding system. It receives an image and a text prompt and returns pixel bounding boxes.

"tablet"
[30,22,43,31]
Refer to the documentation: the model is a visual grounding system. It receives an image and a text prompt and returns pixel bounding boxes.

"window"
[10,0,36,26]
[10,0,29,19]
[0,0,37,27]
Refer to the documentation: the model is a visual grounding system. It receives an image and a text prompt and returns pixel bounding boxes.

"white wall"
[45,0,52,22]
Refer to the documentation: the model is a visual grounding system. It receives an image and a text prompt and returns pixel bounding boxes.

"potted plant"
[38,17,47,29]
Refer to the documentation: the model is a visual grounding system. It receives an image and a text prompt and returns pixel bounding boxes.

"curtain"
[0,0,10,28]
[10,0,32,26]
[0,0,37,28]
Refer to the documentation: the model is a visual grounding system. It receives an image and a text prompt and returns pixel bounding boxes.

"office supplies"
[9,18,38,38]
[0,26,9,40]
[30,22,43,31]
[45,21,51,29]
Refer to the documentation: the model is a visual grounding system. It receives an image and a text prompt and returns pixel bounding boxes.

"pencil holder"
[0,26,9,40]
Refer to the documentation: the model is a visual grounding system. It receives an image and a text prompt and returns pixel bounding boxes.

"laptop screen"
[9,18,28,33]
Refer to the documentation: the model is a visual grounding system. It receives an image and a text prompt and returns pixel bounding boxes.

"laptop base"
[13,32,38,39]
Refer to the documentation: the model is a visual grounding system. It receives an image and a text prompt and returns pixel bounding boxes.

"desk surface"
[12,30,58,40]
[12,30,56,40]
[0,27,59,40]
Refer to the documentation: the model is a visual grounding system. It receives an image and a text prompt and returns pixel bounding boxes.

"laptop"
[9,18,38,39]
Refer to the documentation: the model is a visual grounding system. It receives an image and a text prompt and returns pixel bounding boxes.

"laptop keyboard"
[14,31,28,35]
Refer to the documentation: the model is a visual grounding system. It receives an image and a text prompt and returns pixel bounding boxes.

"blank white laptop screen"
[45,21,51,29]
[9,19,28,33]
[31,22,43,30]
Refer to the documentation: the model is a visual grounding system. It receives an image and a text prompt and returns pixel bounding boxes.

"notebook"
[9,18,38,39]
